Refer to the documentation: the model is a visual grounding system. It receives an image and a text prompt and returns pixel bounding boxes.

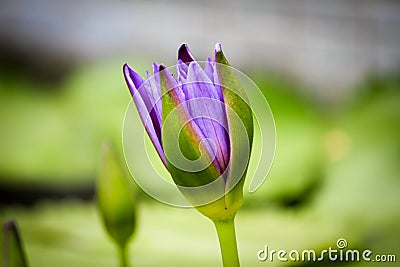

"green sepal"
[211,47,254,218]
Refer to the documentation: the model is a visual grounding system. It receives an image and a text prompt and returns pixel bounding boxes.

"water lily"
[123,44,253,267]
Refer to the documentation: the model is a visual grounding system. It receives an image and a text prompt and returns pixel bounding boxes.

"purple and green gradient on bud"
[123,44,253,266]
[123,44,253,218]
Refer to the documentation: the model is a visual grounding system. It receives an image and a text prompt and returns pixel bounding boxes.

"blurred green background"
[1,0,400,266]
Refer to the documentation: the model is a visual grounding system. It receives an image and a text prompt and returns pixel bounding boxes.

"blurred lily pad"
[0,60,146,186]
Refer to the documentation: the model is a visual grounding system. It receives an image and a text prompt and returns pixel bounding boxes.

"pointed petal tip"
[214,43,230,65]
[152,62,160,74]
[179,43,188,49]
[215,43,222,53]
[123,63,146,96]
[122,63,132,85]
[178,43,195,64]
[123,63,137,79]
[123,63,130,74]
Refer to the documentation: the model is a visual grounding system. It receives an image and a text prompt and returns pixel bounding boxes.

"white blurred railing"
[1,0,399,95]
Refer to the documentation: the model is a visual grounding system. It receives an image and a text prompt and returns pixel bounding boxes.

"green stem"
[118,244,128,267]
[213,217,240,267]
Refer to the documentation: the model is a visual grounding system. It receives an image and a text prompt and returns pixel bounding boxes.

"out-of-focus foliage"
[244,73,326,208]
[2,220,29,267]
[0,60,146,185]
[0,58,399,266]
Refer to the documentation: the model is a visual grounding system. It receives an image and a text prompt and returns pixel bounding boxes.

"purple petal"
[152,62,160,83]
[145,70,162,142]
[124,63,146,96]
[204,57,214,82]
[204,57,224,103]
[123,64,167,167]
[176,59,188,80]
[185,61,230,172]
[159,65,223,174]
[178,44,195,65]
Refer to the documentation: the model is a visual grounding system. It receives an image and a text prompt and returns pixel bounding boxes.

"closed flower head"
[123,44,253,220]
